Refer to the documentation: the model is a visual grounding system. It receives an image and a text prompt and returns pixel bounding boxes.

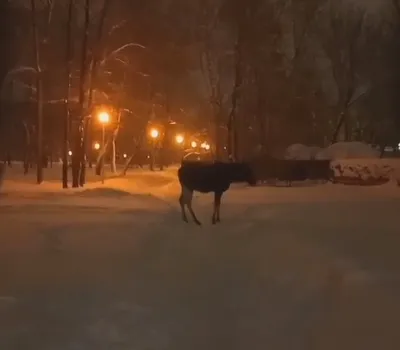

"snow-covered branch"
[100,43,145,66]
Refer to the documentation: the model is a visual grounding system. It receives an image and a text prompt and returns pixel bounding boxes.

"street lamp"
[191,141,197,148]
[175,134,184,145]
[98,111,110,184]
[175,134,185,163]
[201,142,211,151]
[98,111,110,124]
[149,128,159,171]
[93,142,100,150]
[150,128,159,139]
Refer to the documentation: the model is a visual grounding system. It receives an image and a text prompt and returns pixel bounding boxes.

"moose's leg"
[212,193,217,224]
[182,186,201,225]
[179,188,188,223]
[212,191,223,224]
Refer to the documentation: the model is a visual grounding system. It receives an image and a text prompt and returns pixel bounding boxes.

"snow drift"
[316,142,380,160]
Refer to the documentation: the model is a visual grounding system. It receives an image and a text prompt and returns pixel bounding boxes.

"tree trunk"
[0,0,13,167]
[379,144,386,158]
[122,135,143,176]
[110,68,127,174]
[228,23,243,162]
[110,111,122,173]
[23,122,31,174]
[258,109,269,153]
[331,87,368,144]
[95,138,110,176]
[111,138,116,173]
[31,0,44,184]
[74,0,90,188]
[213,107,222,160]
[72,122,83,187]
[254,68,269,153]
[150,142,156,171]
[122,154,135,176]
[331,111,346,144]
[82,0,110,184]
[344,117,350,141]
[202,46,222,160]
[63,0,73,189]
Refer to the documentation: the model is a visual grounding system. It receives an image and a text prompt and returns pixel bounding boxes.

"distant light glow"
[68,151,72,156]
[191,141,197,148]
[123,153,127,158]
[200,142,211,151]
[98,111,110,124]
[94,142,100,150]
[150,128,159,139]
[175,134,184,144]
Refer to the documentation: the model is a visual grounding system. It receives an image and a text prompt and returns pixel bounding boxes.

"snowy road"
[1,167,400,349]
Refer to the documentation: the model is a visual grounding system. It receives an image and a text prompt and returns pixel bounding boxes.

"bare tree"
[358,16,400,152]
[393,0,400,19]
[196,0,228,160]
[286,0,324,70]
[30,0,44,184]
[0,0,14,129]
[283,0,330,145]
[222,0,246,161]
[79,0,111,186]
[109,71,127,173]
[71,0,90,188]
[63,0,74,189]
[317,1,367,143]
[0,0,14,186]
[231,0,285,153]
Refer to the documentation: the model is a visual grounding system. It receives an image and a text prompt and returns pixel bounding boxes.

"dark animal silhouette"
[178,161,257,225]
[252,156,333,186]
[300,159,334,182]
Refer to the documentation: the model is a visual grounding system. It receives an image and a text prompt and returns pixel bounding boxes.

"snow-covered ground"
[1,164,400,349]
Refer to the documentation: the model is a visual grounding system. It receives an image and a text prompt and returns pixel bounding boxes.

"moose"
[178,161,257,225]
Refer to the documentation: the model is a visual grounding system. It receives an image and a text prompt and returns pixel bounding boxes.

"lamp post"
[92,141,100,168]
[175,134,184,145]
[201,141,210,151]
[175,134,185,161]
[150,128,159,139]
[98,111,110,183]
[149,128,159,171]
